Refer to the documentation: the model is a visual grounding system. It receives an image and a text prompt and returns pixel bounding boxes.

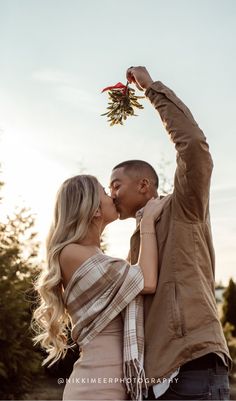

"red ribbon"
[101,82,126,93]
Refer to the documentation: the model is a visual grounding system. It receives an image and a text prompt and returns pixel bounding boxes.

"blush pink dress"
[63,314,129,400]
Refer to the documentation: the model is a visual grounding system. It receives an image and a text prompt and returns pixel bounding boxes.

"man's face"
[109,167,143,219]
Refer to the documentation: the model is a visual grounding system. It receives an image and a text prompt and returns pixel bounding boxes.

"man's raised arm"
[127,66,213,221]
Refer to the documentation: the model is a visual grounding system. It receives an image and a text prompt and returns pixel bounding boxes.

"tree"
[0,178,42,399]
[156,157,174,195]
[221,278,236,337]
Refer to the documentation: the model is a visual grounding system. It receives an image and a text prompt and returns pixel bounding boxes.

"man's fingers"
[126,67,144,91]
[126,67,135,83]
[135,81,144,91]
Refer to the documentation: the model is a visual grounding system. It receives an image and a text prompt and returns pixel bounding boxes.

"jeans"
[146,363,230,400]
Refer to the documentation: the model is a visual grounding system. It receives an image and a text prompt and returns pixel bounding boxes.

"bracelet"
[140,231,156,235]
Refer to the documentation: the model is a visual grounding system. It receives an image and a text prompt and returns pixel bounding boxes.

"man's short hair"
[113,160,159,189]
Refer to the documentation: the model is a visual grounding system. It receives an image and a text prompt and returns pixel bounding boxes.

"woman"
[33,174,167,401]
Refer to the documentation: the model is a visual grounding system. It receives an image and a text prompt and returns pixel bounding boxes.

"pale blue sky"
[0,0,236,283]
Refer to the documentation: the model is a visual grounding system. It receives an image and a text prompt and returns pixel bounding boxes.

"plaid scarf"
[62,253,147,400]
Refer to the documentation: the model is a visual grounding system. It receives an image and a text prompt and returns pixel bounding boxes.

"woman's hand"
[142,195,171,224]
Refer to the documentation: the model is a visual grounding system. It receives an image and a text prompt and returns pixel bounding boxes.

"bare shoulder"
[59,243,87,268]
[59,243,97,286]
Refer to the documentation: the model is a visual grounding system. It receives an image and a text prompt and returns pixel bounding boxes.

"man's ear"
[138,178,150,194]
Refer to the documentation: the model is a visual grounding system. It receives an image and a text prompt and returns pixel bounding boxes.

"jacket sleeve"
[145,81,213,221]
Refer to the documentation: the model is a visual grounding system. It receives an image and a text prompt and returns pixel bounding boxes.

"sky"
[0,0,236,284]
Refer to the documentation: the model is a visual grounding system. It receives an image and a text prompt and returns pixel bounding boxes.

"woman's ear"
[94,206,102,218]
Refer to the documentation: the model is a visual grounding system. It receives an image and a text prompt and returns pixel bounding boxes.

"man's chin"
[116,207,130,220]
[118,212,128,220]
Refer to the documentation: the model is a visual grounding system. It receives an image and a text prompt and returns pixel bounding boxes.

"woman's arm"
[138,217,157,294]
[137,196,170,294]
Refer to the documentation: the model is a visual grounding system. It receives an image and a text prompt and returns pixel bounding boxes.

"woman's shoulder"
[59,244,101,286]
[60,244,126,268]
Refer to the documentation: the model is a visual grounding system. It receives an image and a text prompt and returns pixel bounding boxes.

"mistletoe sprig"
[101,82,144,126]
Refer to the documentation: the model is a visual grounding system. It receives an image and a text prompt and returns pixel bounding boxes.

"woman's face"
[99,184,118,224]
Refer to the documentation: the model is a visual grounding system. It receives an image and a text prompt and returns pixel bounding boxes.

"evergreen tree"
[0,179,43,399]
[221,278,236,337]
[157,157,174,195]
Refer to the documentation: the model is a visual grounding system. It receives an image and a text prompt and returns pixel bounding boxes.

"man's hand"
[126,66,154,91]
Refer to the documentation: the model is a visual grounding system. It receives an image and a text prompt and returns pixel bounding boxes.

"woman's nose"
[110,189,116,199]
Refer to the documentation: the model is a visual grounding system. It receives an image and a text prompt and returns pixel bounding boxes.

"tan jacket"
[129,81,231,383]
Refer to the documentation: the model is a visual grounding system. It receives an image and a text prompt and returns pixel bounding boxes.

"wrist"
[140,219,155,232]
[143,79,154,90]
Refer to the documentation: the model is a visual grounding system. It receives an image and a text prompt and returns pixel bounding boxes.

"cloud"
[211,185,236,205]
[212,196,236,205]
[55,85,98,111]
[212,184,236,193]
[32,69,75,85]
[31,68,98,111]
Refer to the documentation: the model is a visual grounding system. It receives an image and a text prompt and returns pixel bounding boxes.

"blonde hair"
[32,175,100,366]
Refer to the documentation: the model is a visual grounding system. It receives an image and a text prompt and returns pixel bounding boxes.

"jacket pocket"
[166,281,186,338]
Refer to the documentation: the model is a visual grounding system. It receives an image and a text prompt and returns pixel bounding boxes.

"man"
[110,66,231,400]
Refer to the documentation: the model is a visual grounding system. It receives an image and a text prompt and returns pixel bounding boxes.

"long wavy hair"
[32,175,100,366]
